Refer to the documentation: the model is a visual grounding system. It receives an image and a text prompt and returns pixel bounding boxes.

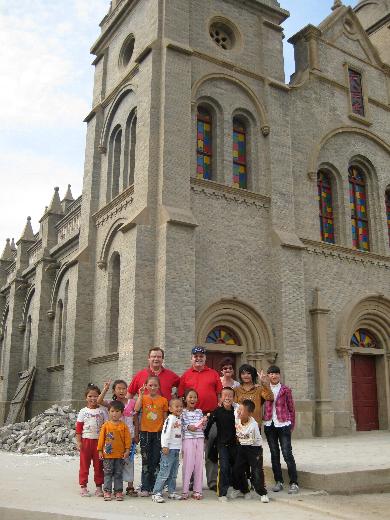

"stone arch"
[21,286,35,329]
[48,260,76,317]
[100,84,137,150]
[307,126,390,178]
[196,299,276,368]
[97,218,126,270]
[191,73,270,134]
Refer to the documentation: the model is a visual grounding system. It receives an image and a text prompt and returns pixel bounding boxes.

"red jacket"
[263,384,295,431]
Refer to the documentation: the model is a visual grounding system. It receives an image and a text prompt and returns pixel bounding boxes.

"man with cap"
[178,346,223,490]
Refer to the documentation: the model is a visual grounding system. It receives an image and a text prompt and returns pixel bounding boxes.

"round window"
[119,35,135,68]
[209,22,235,50]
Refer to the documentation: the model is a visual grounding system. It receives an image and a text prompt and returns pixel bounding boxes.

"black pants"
[264,423,298,485]
[140,431,161,492]
[233,445,267,496]
[217,444,238,497]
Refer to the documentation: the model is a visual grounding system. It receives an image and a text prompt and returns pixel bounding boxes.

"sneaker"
[218,496,228,502]
[244,492,252,500]
[80,487,90,497]
[229,489,244,499]
[138,490,150,497]
[115,492,124,501]
[272,482,284,492]
[260,494,270,503]
[95,487,103,497]
[288,483,299,494]
[168,493,182,500]
[103,491,112,501]
[152,494,165,503]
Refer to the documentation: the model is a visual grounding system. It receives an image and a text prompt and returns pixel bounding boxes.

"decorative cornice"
[88,352,119,365]
[301,238,390,269]
[93,185,135,228]
[190,178,270,209]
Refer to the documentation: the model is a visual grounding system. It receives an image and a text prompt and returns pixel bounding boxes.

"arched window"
[110,127,122,199]
[123,111,137,188]
[206,326,240,345]
[108,253,120,352]
[232,118,247,189]
[317,170,335,244]
[54,299,64,365]
[196,107,212,180]
[23,315,32,371]
[351,328,378,349]
[349,166,369,251]
[60,281,69,364]
[0,308,9,374]
[386,188,390,247]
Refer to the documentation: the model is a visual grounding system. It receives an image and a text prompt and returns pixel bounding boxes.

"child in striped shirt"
[181,388,207,499]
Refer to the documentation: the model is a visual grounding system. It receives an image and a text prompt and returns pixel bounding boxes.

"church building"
[0,0,389,437]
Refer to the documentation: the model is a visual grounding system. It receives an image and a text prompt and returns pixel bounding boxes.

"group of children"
[76,365,295,504]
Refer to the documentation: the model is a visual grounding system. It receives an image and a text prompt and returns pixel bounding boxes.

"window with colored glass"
[349,166,369,251]
[196,107,212,180]
[348,69,365,117]
[232,118,247,189]
[317,171,335,244]
[206,326,240,345]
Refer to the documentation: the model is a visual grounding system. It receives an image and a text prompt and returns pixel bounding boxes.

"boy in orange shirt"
[135,375,168,496]
[97,400,131,501]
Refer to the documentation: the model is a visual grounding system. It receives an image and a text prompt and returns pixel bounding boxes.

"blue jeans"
[103,458,123,493]
[153,449,180,495]
[264,423,298,485]
[140,431,162,492]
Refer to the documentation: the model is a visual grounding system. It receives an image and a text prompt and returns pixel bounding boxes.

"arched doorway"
[205,326,240,374]
[351,329,379,431]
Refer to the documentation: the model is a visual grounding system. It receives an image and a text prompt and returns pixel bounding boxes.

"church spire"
[1,239,14,261]
[10,238,16,252]
[19,216,35,242]
[48,187,63,214]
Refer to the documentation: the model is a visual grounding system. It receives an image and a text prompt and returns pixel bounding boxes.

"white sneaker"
[260,494,269,503]
[272,482,283,492]
[152,494,165,503]
[288,483,299,494]
[244,492,252,500]
[229,489,244,499]
[218,496,228,502]
[168,493,182,500]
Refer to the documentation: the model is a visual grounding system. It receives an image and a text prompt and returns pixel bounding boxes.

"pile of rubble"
[0,404,78,456]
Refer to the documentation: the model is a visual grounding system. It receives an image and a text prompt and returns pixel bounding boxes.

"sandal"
[192,492,203,500]
[126,486,138,497]
[181,493,189,500]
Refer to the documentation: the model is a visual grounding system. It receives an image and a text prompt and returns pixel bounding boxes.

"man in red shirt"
[127,347,180,401]
[178,346,223,491]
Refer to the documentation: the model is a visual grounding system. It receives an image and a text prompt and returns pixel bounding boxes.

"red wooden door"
[351,355,379,431]
[206,352,237,377]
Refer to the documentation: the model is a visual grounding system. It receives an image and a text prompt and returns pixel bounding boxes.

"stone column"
[310,288,334,436]
[336,346,356,432]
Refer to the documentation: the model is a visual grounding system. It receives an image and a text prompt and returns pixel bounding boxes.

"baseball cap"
[192,346,206,355]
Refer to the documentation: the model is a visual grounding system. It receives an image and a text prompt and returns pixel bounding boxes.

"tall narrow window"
[348,69,365,117]
[386,188,390,247]
[23,315,32,371]
[349,166,369,251]
[60,282,69,365]
[128,115,137,186]
[55,300,63,365]
[317,171,335,244]
[123,112,137,189]
[108,253,120,352]
[111,129,122,199]
[196,107,212,180]
[232,118,247,189]
[0,309,8,373]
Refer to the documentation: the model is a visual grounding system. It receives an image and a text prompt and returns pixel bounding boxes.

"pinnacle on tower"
[1,239,14,261]
[63,184,74,202]
[10,238,16,251]
[48,187,63,215]
[19,216,35,242]
[332,0,343,10]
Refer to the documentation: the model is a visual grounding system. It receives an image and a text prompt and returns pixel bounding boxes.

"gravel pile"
[0,404,78,456]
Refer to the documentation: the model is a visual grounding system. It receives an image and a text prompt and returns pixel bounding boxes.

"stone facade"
[0,0,389,437]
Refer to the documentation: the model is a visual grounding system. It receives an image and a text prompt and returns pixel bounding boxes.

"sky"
[0,0,356,245]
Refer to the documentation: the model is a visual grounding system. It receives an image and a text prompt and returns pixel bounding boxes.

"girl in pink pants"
[181,388,207,500]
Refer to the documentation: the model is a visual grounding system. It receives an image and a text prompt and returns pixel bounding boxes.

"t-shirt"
[178,366,223,413]
[97,420,131,458]
[101,399,136,436]
[128,367,180,401]
[140,395,168,432]
[161,414,182,449]
[234,384,273,425]
[235,416,262,446]
[181,408,205,439]
[76,406,108,439]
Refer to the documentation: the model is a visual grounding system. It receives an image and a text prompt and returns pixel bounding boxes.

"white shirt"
[161,414,182,449]
[236,416,262,446]
[263,383,291,428]
[76,406,108,439]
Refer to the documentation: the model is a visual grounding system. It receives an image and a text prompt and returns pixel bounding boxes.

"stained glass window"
[196,107,212,180]
[317,171,335,244]
[349,166,369,251]
[351,329,378,349]
[232,119,247,189]
[348,69,365,117]
[386,189,390,247]
[206,326,240,345]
